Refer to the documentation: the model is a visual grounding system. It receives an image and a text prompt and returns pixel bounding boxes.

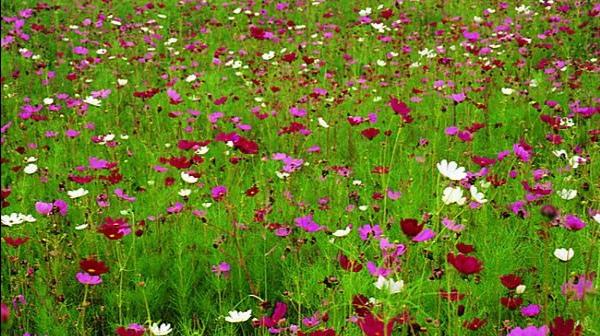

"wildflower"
[332,225,351,237]
[554,248,574,261]
[507,325,549,336]
[500,274,522,289]
[23,163,38,174]
[1,303,9,323]
[447,252,483,275]
[75,272,102,285]
[116,324,145,336]
[211,262,231,277]
[149,322,173,335]
[1,213,36,227]
[521,304,541,317]
[561,273,595,300]
[549,317,583,336]
[562,214,586,231]
[225,310,252,323]
[442,187,466,205]
[437,160,467,180]
[68,188,89,199]
[295,214,322,232]
[557,189,577,200]
[373,276,404,294]
[211,185,228,201]
[80,257,109,275]
[181,171,199,184]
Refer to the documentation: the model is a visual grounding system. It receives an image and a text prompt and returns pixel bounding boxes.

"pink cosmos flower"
[76,272,102,285]
[211,185,228,201]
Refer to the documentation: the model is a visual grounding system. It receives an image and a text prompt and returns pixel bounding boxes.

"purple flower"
[366,261,391,277]
[76,272,102,285]
[35,201,53,216]
[89,156,110,170]
[520,304,541,317]
[412,229,436,242]
[211,262,231,277]
[358,224,382,241]
[513,143,531,162]
[442,218,464,232]
[167,202,184,214]
[561,273,595,300]
[73,46,88,55]
[114,188,136,202]
[507,325,549,336]
[295,214,322,232]
[563,214,586,231]
[211,185,228,201]
[451,92,466,103]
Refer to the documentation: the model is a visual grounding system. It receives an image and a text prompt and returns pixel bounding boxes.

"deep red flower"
[500,296,523,310]
[463,317,486,331]
[389,97,413,123]
[338,253,362,272]
[439,288,465,301]
[80,257,109,276]
[447,253,483,275]
[400,218,423,237]
[115,326,144,336]
[3,236,29,248]
[234,136,259,155]
[500,274,522,290]
[245,185,260,197]
[68,174,94,184]
[357,310,409,336]
[159,156,192,169]
[361,128,380,140]
[282,52,297,63]
[472,156,496,167]
[549,316,583,336]
[456,243,475,254]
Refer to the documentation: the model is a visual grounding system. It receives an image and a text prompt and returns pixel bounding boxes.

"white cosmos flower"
[317,117,330,128]
[178,189,192,197]
[569,155,586,169]
[469,186,487,203]
[359,7,371,16]
[501,88,515,95]
[195,146,209,155]
[275,171,290,179]
[43,97,54,105]
[593,214,600,224]
[358,205,369,211]
[149,322,172,335]
[84,96,102,107]
[75,224,89,230]
[554,248,574,262]
[332,226,351,237]
[202,202,212,208]
[181,171,198,184]
[224,310,252,323]
[442,187,466,205]
[185,74,197,82]
[1,213,37,227]
[373,275,404,294]
[24,163,38,174]
[515,285,526,294]
[117,78,128,86]
[552,149,567,158]
[557,189,577,200]
[437,160,467,181]
[68,188,89,199]
[261,51,275,60]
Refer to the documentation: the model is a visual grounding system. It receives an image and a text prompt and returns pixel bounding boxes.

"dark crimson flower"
[1,303,9,323]
[338,253,362,272]
[3,236,29,247]
[447,253,483,275]
[540,205,559,219]
[389,97,413,123]
[159,156,192,169]
[549,317,583,336]
[255,302,287,328]
[245,185,259,197]
[234,136,259,155]
[97,217,131,240]
[301,329,335,336]
[371,166,389,174]
[400,218,423,237]
[439,288,465,301]
[500,274,522,289]
[361,128,380,140]
[80,257,109,276]
[115,323,145,336]
[68,174,94,184]
[456,243,475,254]
[282,52,297,63]
[463,317,486,331]
[500,296,523,310]
[472,156,496,167]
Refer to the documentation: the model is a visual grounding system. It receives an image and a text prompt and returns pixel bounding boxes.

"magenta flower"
[451,92,466,103]
[35,200,68,216]
[295,214,322,232]
[76,272,102,285]
[520,304,541,317]
[442,218,464,232]
[412,229,436,242]
[561,273,595,300]
[211,262,231,277]
[507,325,549,336]
[114,188,136,202]
[563,214,586,231]
[366,261,391,277]
[211,185,228,201]
[358,224,382,241]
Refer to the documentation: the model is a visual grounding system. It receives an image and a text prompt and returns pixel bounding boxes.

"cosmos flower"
[442,187,466,205]
[507,325,549,336]
[224,310,252,323]
[1,213,36,227]
[437,160,467,180]
[562,214,586,231]
[75,272,102,285]
[557,189,577,200]
[149,322,172,335]
[561,273,595,300]
[67,188,89,199]
[447,252,483,275]
[553,248,574,261]
[373,276,404,294]
[520,304,541,317]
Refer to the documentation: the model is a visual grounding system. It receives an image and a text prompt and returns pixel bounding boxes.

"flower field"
[1,0,599,335]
